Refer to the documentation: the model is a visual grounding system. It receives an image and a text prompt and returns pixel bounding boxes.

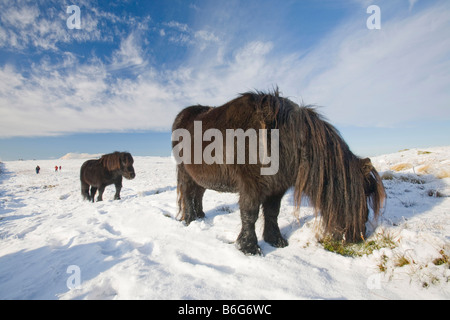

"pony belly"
[185,164,238,193]
[204,183,237,193]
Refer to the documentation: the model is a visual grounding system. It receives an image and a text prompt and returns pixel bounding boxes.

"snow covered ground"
[0,147,449,300]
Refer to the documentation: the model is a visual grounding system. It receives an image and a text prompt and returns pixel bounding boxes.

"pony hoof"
[183,214,199,226]
[197,211,205,219]
[236,242,262,256]
[244,246,262,256]
[266,236,289,248]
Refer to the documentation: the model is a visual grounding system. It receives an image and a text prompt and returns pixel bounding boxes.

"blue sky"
[0,0,449,160]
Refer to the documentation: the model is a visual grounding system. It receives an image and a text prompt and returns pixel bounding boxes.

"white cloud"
[194,30,219,43]
[409,0,419,11]
[2,4,39,26]
[163,20,220,49]
[165,21,189,32]
[0,38,275,137]
[297,2,450,127]
[109,33,147,72]
[165,1,450,129]
[0,1,148,51]
[1,1,449,138]
[0,55,185,137]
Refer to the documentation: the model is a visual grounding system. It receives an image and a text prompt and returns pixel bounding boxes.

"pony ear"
[360,158,374,177]
[121,153,133,166]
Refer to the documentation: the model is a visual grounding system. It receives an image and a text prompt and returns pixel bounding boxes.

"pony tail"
[176,179,186,221]
[175,165,187,221]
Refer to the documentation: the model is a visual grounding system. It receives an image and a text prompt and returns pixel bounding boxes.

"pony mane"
[290,107,385,241]
[237,88,284,130]
[99,152,131,171]
[238,88,316,129]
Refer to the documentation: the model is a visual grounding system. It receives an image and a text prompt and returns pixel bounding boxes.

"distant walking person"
[55,165,58,172]
[36,165,40,174]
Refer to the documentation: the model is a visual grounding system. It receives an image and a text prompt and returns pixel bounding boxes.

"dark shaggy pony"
[172,90,385,255]
[80,152,135,202]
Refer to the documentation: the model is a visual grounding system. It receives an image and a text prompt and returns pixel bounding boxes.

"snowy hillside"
[0,147,449,300]
[60,153,103,160]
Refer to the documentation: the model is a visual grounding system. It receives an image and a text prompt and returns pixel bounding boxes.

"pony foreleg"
[263,194,288,248]
[236,198,261,255]
[113,179,122,200]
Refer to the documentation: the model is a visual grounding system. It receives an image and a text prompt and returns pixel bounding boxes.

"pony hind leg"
[177,165,206,225]
[97,185,106,202]
[81,181,91,201]
[262,194,288,248]
[90,186,97,203]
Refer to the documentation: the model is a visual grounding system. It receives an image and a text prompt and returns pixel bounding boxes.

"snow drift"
[0,147,449,299]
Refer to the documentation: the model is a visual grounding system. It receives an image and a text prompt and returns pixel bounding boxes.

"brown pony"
[172,90,385,255]
[80,152,135,202]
